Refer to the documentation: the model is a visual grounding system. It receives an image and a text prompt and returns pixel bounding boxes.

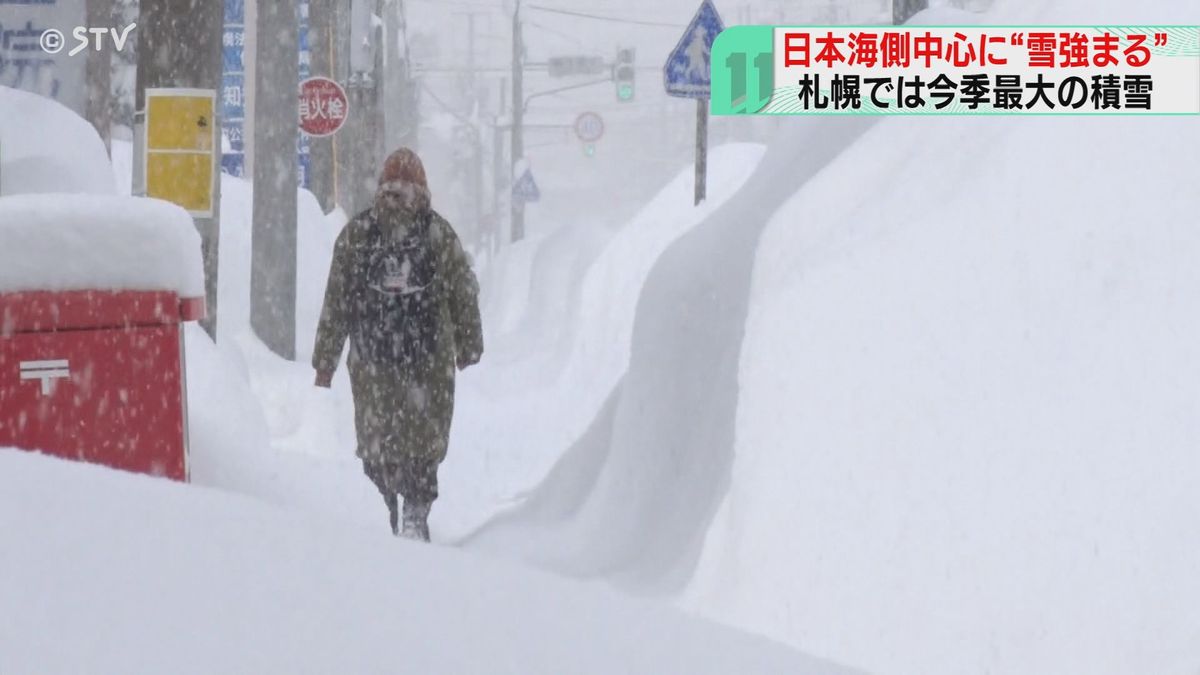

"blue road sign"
[664,0,725,99]
[512,168,540,203]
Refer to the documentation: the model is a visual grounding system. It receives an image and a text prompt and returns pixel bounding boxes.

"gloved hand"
[456,349,481,371]
[314,369,334,388]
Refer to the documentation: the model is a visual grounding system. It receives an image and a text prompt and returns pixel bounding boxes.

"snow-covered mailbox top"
[0,194,205,302]
[0,194,206,481]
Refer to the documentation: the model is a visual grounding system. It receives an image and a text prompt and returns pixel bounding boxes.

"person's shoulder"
[347,209,375,232]
[428,209,454,233]
[335,209,374,246]
[427,210,462,245]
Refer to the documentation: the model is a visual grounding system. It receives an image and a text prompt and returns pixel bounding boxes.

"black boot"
[384,492,400,536]
[401,500,431,542]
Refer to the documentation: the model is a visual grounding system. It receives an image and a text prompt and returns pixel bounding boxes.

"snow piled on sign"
[684,3,1200,675]
[0,449,860,675]
[0,194,205,298]
[0,85,115,196]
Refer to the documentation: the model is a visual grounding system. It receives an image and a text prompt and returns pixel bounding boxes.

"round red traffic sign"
[574,111,605,143]
[299,77,349,137]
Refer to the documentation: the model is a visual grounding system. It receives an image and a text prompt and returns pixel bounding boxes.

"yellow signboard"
[144,88,216,217]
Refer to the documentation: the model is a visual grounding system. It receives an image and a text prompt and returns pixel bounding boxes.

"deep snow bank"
[0,449,859,675]
[686,2,1200,674]
[0,85,114,196]
[183,322,278,498]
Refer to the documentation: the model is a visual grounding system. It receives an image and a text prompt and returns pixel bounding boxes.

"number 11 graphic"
[711,27,775,115]
[726,51,773,112]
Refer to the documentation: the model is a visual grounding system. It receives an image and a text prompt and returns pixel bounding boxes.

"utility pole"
[510,0,525,242]
[250,0,299,359]
[893,0,928,24]
[381,0,418,159]
[343,0,381,215]
[308,0,337,211]
[85,0,114,154]
[134,0,223,339]
[492,77,507,253]
[329,0,351,209]
[694,98,707,205]
[467,13,485,247]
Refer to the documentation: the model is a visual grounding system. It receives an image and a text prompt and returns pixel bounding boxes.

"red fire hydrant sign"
[299,76,349,137]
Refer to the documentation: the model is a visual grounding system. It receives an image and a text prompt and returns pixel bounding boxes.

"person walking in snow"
[313,148,483,541]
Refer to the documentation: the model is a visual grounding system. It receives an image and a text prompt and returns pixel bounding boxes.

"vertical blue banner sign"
[297,0,311,189]
[220,0,245,176]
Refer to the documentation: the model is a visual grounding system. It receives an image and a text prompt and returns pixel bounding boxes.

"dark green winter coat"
[313,199,483,466]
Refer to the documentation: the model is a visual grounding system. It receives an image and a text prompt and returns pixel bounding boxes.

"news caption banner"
[711,26,1200,115]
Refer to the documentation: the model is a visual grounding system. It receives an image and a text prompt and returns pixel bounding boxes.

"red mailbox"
[0,289,205,481]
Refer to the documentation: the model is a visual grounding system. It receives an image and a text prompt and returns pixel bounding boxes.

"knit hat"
[379,148,428,190]
[375,147,431,216]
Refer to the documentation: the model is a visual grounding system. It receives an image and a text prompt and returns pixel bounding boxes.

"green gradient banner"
[711,25,1200,115]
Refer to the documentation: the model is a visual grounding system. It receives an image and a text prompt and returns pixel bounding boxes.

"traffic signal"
[614,47,635,102]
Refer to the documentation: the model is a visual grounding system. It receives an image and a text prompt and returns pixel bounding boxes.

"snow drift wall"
[469,117,879,589]
[444,144,765,537]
